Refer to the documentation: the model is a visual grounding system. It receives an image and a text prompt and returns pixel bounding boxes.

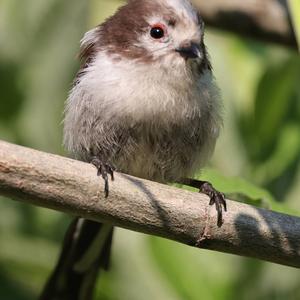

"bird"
[39,0,226,299]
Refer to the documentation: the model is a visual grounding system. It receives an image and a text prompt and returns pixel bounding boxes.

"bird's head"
[80,0,210,70]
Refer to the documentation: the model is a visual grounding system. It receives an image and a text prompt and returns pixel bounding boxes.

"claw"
[104,175,109,198]
[178,178,227,227]
[91,157,115,198]
[200,182,226,227]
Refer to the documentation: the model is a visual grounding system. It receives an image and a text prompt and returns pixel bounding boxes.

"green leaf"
[148,237,234,300]
[288,0,300,51]
[254,123,300,184]
[254,58,300,151]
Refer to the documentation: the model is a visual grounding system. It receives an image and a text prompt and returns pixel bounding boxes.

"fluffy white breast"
[71,51,217,125]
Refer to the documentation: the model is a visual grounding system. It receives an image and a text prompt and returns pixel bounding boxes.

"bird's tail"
[39,218,114,300]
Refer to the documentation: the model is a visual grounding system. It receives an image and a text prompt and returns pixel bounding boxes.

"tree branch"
[0,140,299,268]
[193,0,297,49]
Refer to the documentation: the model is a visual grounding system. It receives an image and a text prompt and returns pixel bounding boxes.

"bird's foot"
[179,178,227,227]
[200,181,226,227]
[91,157,115,197]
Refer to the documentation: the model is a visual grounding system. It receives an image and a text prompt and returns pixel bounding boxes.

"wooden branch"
[0,140,299,268]
[193,0,297,49]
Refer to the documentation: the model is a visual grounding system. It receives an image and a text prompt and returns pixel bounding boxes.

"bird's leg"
[90,156,115,198]
[179,178,227,227]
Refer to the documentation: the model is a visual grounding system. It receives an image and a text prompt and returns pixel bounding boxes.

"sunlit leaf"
[288,0,300,51]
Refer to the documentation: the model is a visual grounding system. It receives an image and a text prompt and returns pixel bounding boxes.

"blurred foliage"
[0,0,300,299]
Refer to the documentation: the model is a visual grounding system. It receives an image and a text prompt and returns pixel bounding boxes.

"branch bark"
[0,140,299,268]
[193,0,297,49]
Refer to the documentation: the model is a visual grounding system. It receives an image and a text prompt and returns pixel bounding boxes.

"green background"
[0,0,300,299]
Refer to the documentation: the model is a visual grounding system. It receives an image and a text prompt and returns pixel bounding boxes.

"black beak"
[175,42,201,59]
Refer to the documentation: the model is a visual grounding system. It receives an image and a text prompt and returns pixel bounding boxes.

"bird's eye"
[150,24,165,39]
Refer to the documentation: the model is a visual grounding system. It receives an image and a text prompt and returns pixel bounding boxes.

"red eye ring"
[150,23,166,39]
